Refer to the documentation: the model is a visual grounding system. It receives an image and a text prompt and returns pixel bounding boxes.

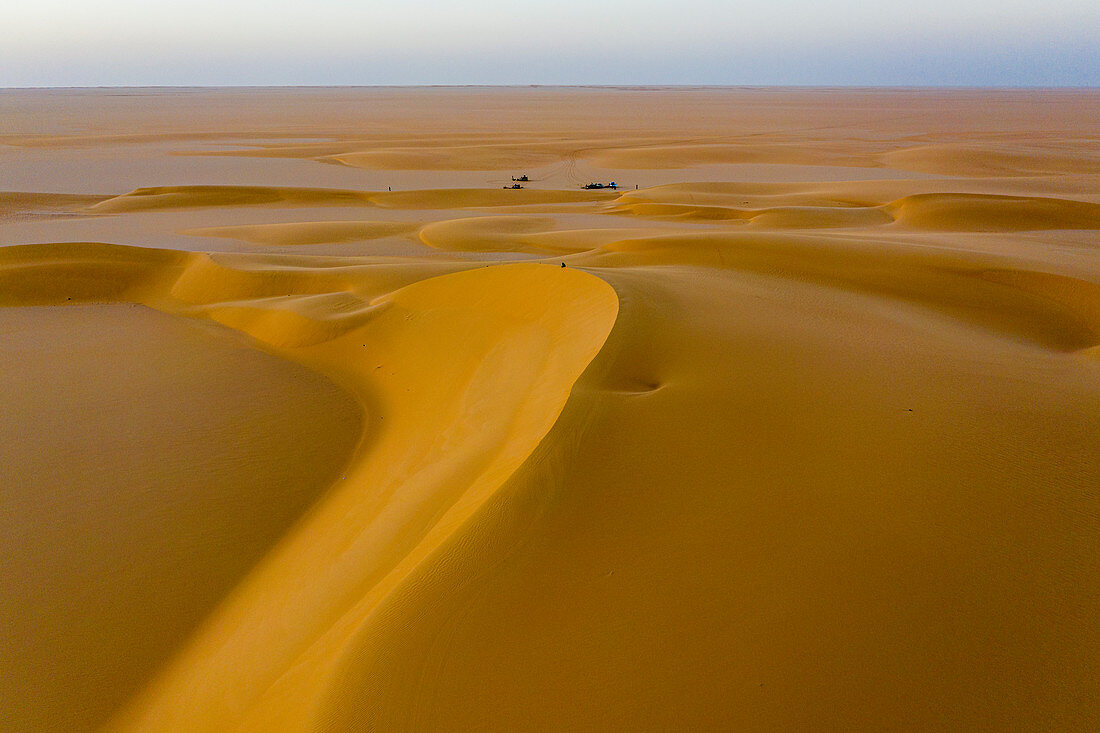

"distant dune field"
[1,87,1098,732]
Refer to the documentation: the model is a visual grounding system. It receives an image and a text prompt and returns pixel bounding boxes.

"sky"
[3,0,1098,87]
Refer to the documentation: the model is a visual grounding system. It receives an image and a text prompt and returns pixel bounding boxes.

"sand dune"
[90,186,378,213]
[583,141,881,169]
[0,192,109,222]
[887,192,1100,231]
[0,241,185,305]
[90,256,617,732]
[186,220,419,246]
[882,143,1100,177]
[416,215,648,254]
[3,87,1100,732]
[592,231,1100,351]
[607,185,1100,231]
[91,185,615,214]
[418,215,562,252]
[330,144,564,171]
[330,263,1100,731]
[369,187,616,209]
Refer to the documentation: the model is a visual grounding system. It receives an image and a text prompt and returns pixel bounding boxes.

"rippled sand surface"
[1,87,1098,731]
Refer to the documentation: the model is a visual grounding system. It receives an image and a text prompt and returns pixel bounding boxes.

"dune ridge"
[607,186,1100,231]
[90,185,616,214]
[0,240,618,732]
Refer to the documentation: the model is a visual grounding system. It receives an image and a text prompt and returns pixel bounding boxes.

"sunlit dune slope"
[90,186,376,212]
[416,215,655,254]
[887,192,1100,231]
[92,185,615,214]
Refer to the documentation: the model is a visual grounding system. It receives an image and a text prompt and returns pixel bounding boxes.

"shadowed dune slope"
[0,303,362,733]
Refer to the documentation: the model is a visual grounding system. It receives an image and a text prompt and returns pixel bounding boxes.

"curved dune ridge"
[0,242,618,732]
[415,215,651,254]
[589,231,1100,352]
[886,192,1100,231]
[109,259,618,732]
[608,185,1100,231]
[184,214,668,254]
[90,185,616,214]
[164,134,1100,180]
[90,186,376,213]
[4,88,1100,732]
[330,144,565,171]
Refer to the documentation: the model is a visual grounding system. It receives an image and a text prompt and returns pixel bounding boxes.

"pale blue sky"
[3,0,1097,86]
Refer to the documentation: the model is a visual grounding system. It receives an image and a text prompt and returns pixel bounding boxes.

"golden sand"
[1,87,1098,731]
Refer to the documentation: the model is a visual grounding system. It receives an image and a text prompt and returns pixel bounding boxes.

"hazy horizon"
[5,84,1100,90]
[4,0,1098,88]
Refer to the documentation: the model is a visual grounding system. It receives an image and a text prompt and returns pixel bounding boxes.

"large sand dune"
[1,87,1098,731]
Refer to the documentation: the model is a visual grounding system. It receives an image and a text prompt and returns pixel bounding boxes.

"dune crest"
[91,185,616,214]
[90,186,377,212]
[0,240,618,731]
[607,186,1100,231]
[72,255,618,732]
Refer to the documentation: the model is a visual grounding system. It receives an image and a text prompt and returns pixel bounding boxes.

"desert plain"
[1,86,1099,731]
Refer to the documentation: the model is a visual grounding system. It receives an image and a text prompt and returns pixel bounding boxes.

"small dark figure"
[561,262,566,268]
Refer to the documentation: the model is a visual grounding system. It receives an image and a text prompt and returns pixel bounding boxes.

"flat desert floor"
[2,87,1099,731]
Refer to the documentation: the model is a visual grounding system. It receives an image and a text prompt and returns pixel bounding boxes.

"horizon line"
[3,83,1099,91]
